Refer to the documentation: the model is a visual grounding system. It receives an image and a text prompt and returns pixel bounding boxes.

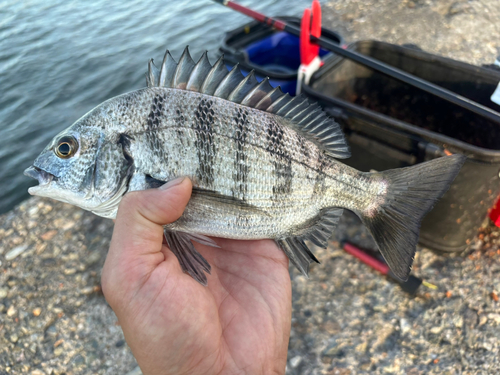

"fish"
[24,47,466,285]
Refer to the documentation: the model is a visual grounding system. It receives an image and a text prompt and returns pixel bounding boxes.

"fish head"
[24,100,132,218]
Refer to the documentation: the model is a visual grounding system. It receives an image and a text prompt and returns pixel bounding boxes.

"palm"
[109,237,291,375]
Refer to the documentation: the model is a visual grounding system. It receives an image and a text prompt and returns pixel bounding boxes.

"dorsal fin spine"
[173,47,195,89]
[186,51,212,92]
[147,59,159,87]
[200,55,228,95]
[241,77,274,107]
[214,63,244,98]
[255,86,283,110]
[228,70,258,103]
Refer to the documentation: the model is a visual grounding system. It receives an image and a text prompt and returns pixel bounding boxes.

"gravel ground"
[1,0,500,374]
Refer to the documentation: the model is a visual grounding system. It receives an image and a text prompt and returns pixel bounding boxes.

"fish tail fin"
[357,154,466,281]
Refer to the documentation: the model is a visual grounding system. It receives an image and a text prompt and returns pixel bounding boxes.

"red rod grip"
[343,242,389,275]
[226,1,286,30]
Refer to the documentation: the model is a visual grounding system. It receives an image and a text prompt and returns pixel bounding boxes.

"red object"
[489,196,500,226]
[300,1,322,65]
[226,1,286,30]
[342,242,389,275]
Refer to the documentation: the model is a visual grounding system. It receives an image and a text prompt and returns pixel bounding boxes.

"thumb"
[111,177,192,258]
[102,177,192,303]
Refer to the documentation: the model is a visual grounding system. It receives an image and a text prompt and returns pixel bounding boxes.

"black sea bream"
[25,48,465,285]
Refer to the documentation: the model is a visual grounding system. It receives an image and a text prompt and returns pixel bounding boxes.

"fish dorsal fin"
[213,64,245,99]
[241,78,275,107]
[200,55,227,95]
[146,59,160,88]
[159,50,177,87]
[227,70,259,103]
[173,47,195,89]
[147,47,350,159]
[186,51,212,92]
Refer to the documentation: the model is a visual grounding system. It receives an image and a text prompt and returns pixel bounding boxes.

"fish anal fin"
[276,208,343,276]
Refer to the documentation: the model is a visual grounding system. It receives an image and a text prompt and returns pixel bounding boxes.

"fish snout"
[24,166,55,186]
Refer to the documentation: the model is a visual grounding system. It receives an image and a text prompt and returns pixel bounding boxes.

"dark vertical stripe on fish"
[146,93,167,164]
[313,151,328,196]
[146,94,164,131]
[298,134,310,160]
[266,120,292,196]
[234,107,249,198]
[194,98,215,187]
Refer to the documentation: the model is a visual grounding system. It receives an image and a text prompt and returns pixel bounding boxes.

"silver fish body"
[25,48,466,285]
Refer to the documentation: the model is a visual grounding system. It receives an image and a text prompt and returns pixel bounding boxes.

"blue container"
[220,16,344,95]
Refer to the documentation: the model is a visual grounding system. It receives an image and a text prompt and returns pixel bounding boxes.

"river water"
[0,0,317,214]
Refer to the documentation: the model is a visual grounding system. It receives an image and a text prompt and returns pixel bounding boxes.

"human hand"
[101,178,292,375]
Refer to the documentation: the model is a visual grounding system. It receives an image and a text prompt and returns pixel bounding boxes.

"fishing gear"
[342,242,424,295]
[211,0,500,124]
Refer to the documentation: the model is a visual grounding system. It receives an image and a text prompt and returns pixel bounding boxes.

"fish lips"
[24,166,57,195]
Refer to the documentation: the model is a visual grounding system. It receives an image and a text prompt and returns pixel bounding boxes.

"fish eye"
[54,136,78,158]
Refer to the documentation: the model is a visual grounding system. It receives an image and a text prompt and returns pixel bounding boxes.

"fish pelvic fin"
[164,230,219,286]
[358,154,466,281]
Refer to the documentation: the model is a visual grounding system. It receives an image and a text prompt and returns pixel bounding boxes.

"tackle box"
[220,16,344,95]
[302,40,500,252]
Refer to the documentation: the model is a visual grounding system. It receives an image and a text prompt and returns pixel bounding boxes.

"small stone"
[28,206,39,216]
[63,268,76,275]
[0,304,5,313]
[41,230,57,241]
[355,341,368,353]
[54,347,64,356]
[400,318,411,335]
[115,339,125,348]
[10,333,19,343]
[488,313,500,324]
[7,305,17,317]
[86,251,101,265]
[5,244,29,260]
[32,308,42,317]
[54,339,64,348]
[430,326,443,334]
[80,287,94,295]
[289,355,302,368]
[453,315,464,328]
[0,288,8,299]
[35,243,47,254]
[479,315,488,326]
[61,221,75,231]
[31,370,45,375]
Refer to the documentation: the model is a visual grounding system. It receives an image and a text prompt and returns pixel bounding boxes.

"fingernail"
[158,177,186,190]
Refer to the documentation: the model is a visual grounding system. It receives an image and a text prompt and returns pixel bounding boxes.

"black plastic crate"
[303,40,500,252]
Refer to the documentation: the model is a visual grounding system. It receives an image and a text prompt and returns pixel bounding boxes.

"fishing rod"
[211,0,500,124]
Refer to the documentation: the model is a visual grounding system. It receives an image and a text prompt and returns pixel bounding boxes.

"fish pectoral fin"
[276,208,344,276]
[191,187,269,216]
[164,230,213,286]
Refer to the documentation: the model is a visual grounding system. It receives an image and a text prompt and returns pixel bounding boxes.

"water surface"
[0,0,315,213]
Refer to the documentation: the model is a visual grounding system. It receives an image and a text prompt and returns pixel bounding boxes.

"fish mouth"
[24,166,57,194]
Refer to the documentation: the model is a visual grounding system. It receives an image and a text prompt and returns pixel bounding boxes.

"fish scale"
[25,47,466,285]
